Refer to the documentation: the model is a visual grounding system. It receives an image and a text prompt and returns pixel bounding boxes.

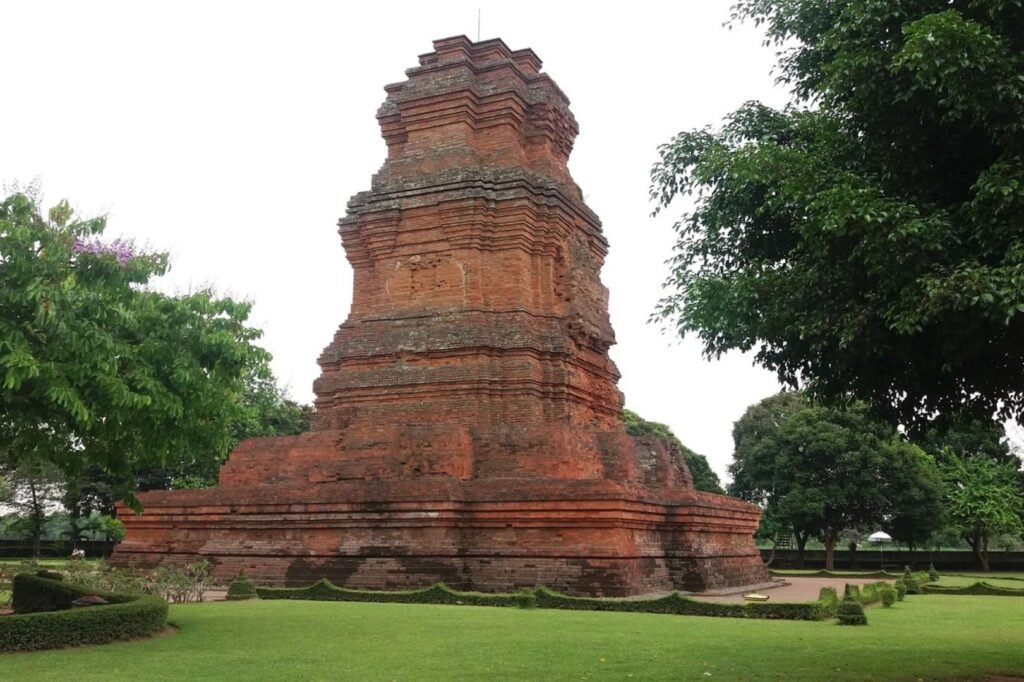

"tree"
[623,409,724,493]
[729,392,814,560]
[0,191,268,508]
[728,391,942,569]
[939,450,1023,571]
[139,369,312,491]
[883,446,946,556]
[0,458,64,557]
[650,1,1024,430]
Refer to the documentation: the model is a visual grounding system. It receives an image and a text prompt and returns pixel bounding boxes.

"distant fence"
[0,540,115,559]
[762,548,1024,571]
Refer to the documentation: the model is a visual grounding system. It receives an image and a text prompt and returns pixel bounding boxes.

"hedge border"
[1,573,168,653]
[256,580,827,621]
[943,573,1024,583]
[770,569,902,579]
[921,581,1024,597]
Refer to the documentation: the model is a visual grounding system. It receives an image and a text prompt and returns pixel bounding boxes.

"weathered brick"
[112,36,768,596]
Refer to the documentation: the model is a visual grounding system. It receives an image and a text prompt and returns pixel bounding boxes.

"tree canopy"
[0,191,269,508]
[650,1,1024,429]
[728,391,944,568]
[622,409,724,493]
[139,369,312,491]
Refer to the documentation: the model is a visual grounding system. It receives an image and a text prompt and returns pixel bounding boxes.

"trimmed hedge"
[227,570,258,601]
[12,573,131,614]
[836,598,868,626]
[1,573,167,653]
[770,569,901,579]
[902,568,932,594]
[257,580,828,621]
[533,587,826,620]
[257,580,536,609]
[880,584,896,607]
[921,581,1024,597]
[945,573,1024,582]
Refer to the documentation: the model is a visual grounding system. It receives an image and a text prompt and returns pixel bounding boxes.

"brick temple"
[113,36,769,596]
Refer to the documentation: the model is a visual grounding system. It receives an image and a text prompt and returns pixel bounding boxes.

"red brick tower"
[113,37,769,596]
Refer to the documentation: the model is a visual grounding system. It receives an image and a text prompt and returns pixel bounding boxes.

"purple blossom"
[72,236,137,266]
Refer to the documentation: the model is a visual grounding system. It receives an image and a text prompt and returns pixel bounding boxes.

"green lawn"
[3,595,1024,681]
[947,571,1024,581]
[934,575,1024,589]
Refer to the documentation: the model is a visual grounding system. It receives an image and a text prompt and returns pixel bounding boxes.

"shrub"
[257,580,829,621]
[836,598,868,625]
[2,572,167,652]
[0,594,167,652]
[227,569,257,601]
[63,560,145,596]
[894,579,907,601]
[35,569,64,581]
[817,587,839,617]
[13,573,96,614]
[769,569,902,579]
[903,567,921,594]
[843,584,862,602]
[147,561,211,603]
[921,582,1024,597]
[928,563,940,583]
[880,584,896,607]
[836,587,868,626]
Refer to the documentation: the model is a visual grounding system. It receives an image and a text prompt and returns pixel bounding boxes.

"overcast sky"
[2,1,791,482]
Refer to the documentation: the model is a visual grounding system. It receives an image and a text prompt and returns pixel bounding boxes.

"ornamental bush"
[922,582,1024,597]
[227,569,257,601]
[2,573,167,652]
[836,586,868,626]
[256,580,829,621]
[928,564,940,583]
[817,587,839,617]
[903,567,921,594]
[880,584,896,607]
[843,584,862,602]
[12,573,102,614]
[894,579,907,601]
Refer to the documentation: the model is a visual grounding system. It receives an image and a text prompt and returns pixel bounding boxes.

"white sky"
[2,1,790,483]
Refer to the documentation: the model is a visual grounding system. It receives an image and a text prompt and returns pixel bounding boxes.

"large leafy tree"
[0,191,268,508]
[650,1,1024,429]
[623,409,724,493]
[138,370,312,491]
[939,451,1023,570]
[0,457,65,557]
[729,391,942,569]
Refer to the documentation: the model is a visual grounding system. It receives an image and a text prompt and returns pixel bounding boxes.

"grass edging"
[256,580,828,621]
[770,569,902,579]
[922,582,1024,597]
[1,573,168,653]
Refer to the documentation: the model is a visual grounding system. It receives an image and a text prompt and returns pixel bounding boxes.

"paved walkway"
[694,576,891,603]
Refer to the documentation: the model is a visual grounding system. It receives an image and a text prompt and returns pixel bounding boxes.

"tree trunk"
[824,529,838,571]
[795,533,809,569]
[967,528,990,571]
[29,481,42,559]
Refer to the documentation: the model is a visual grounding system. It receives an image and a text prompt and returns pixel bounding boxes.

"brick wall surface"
[113,36,768,596]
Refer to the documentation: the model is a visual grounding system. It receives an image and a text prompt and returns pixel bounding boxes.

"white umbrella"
[868,531,892,571]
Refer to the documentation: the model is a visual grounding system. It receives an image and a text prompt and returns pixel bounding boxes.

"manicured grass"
[947,571,1024,581]
[934,575,1024,589]
[3,595,1023,680]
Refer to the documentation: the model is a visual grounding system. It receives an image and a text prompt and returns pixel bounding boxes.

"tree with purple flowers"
[0,190,269,509]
